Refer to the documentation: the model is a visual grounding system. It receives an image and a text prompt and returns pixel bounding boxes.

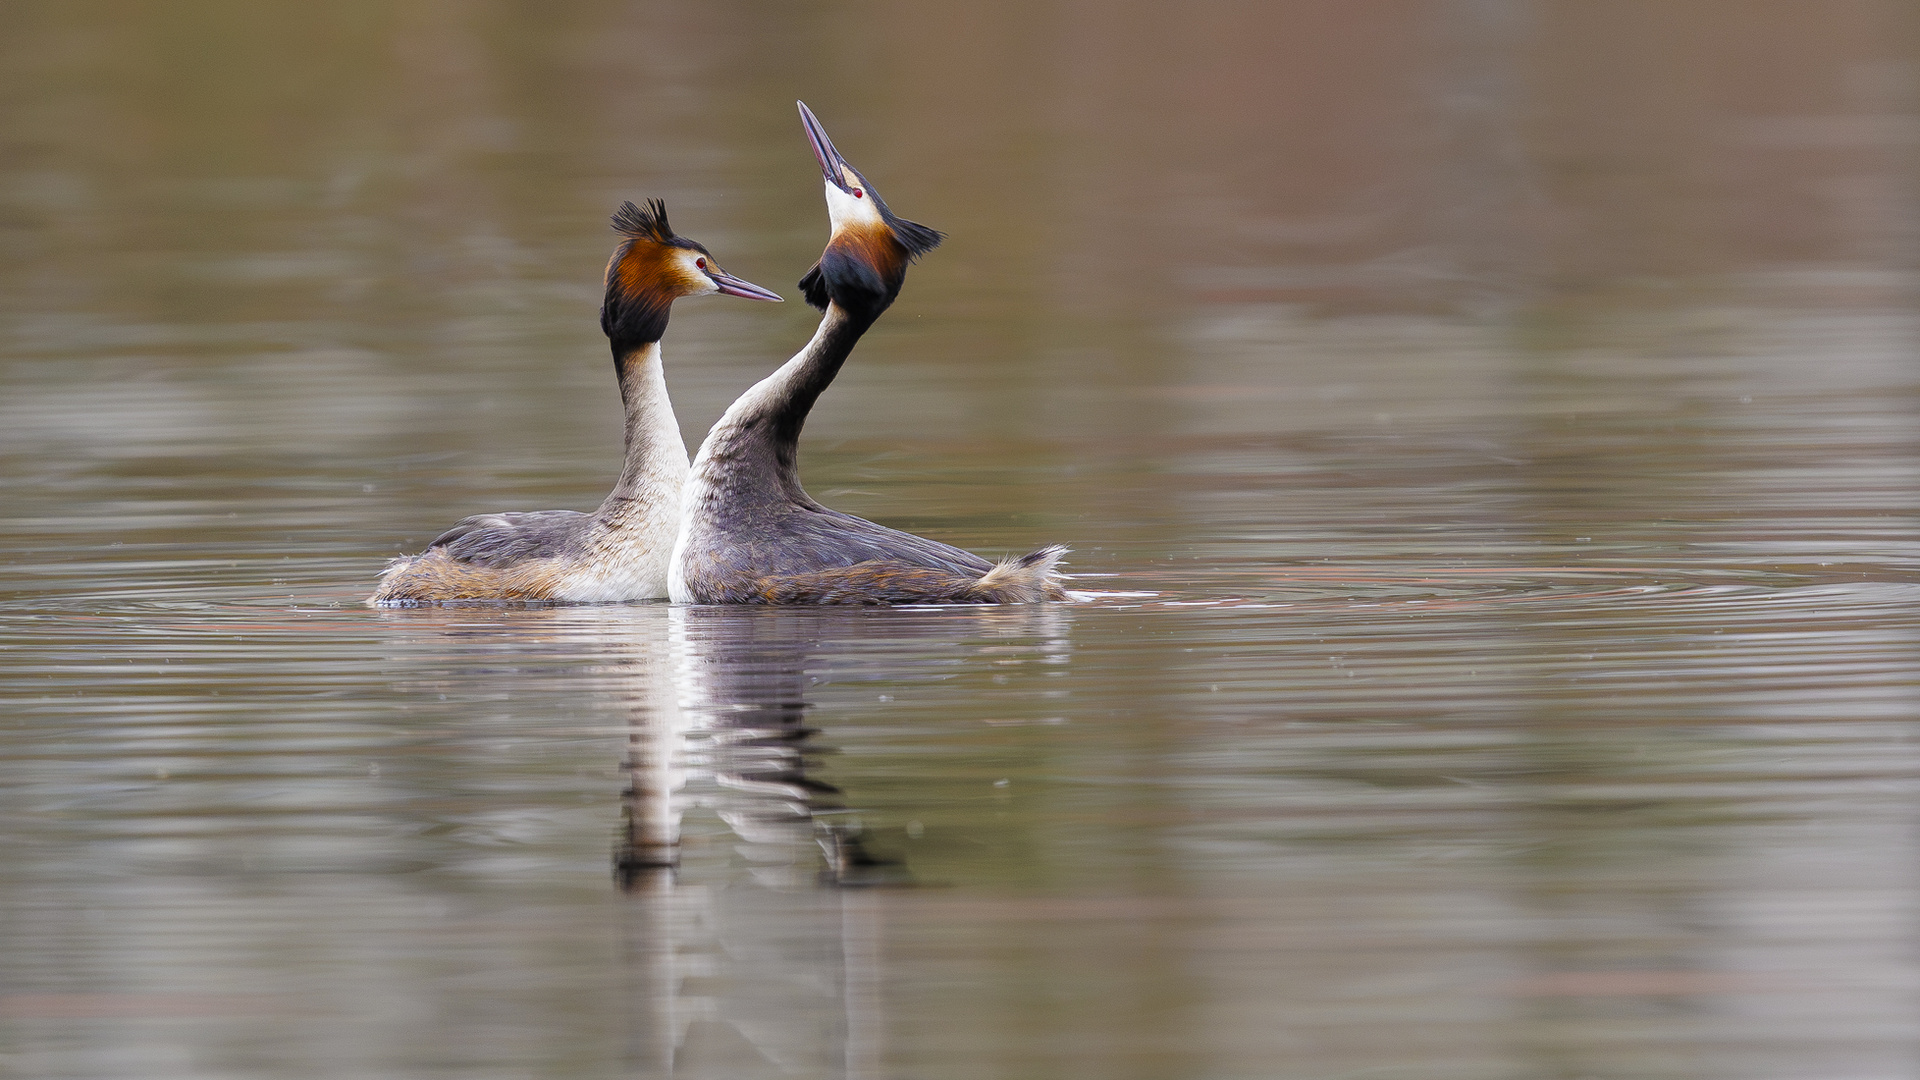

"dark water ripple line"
[0,568,1881,618]
[3,563,1910,743]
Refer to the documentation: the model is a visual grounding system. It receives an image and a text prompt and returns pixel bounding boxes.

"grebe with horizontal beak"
[371,200,781,604]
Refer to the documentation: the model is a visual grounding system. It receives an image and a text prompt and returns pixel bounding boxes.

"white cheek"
[823,181,883,232]
[678,254,719,294]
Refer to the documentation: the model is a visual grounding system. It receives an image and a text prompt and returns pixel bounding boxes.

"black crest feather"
[798,262,829,310]
[603,198,683,350]
[611,198,675,244]
[883,214,944,259]
[853,168,942,259]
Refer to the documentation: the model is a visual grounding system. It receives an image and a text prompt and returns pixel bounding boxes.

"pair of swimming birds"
[370,103,1068,608]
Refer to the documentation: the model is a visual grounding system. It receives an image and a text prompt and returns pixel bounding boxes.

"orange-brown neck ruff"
[798,223,910,315]
[602,241,704,352]
[832,223,909,284]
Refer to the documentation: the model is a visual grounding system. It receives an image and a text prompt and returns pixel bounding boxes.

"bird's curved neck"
[693,303,877,505]
[599,341,689,516]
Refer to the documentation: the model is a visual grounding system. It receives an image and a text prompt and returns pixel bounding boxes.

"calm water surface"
[4,3,1920,1079]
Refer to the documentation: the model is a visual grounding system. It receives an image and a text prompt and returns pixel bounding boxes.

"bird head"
[796,101,944,316]
[601,199,781,352]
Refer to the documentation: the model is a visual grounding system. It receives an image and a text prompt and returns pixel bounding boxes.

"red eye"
[695,257,707,269]
[852,189,864,199]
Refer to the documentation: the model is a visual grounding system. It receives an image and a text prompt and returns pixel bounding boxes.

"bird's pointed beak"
[707,265,783,302]
[799,100,859,196]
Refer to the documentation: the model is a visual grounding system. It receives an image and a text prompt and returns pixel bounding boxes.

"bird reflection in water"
[612,603,1070,1078]
[375,601,1071,1077]
[616,605,910,891]
[612,605,926,1078]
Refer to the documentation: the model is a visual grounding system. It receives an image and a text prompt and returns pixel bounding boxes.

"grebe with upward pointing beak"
[370,200,782,605]
[670,103,1068,605]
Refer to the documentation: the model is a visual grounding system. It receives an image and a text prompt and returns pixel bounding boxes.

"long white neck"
[557,341,685,600]
[698,305,864,497]
[601,342,690,514]
[706,303,856,449]
[668,306,874,602]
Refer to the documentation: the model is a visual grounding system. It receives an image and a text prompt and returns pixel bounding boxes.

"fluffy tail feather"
[965,545,1070,603]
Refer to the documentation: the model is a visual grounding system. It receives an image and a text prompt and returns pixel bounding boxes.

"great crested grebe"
[669,102,1068,605]
[370,200,781,605]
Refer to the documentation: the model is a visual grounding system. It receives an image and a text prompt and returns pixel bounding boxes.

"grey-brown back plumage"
[751,545,1067,605]
[425,510,591,567]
